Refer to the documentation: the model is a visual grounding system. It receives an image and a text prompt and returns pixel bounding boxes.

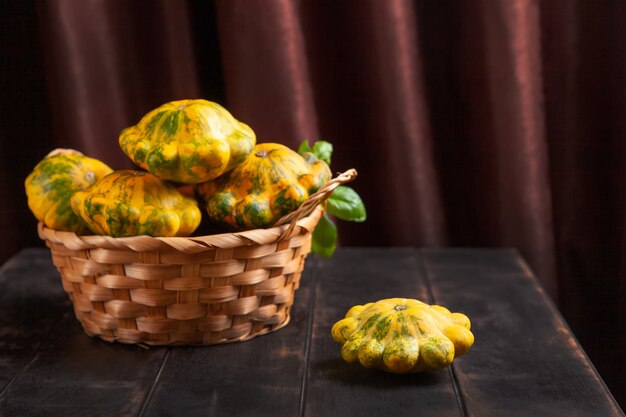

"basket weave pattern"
[38,169,356,346]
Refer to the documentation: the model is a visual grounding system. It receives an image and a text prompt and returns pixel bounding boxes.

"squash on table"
[70,170,201,237]
[197,143,331,230]
[24,148,113,233]
[119,99,256,184]
[331,298,474,373]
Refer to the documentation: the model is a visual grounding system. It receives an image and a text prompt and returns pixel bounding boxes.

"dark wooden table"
[0,248,623,417]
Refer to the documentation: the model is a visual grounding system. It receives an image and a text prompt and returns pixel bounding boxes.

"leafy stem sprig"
[298,140,366,258]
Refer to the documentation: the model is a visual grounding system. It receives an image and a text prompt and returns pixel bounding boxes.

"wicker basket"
[38,169,357,346]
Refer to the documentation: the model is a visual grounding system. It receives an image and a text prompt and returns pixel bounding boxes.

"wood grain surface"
[0,248,622,417]
[0,253,167,417]
[302,249,463,417]
[421,248,624,417]
[138,258,318,417]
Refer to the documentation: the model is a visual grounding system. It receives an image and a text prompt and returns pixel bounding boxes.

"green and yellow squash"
[70,170,201,237]
[25,149,113,233]
[331,298,474,373]
[119,99,256,184]
[197,143,331,230]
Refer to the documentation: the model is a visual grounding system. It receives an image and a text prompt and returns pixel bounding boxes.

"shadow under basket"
[37,169,357,346]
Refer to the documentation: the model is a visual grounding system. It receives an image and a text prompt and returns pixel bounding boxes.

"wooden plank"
[302,248,463,417]
[139,257,319,417]
[421,248,625,417]
[0,249,69,394]
[0,250,168,417]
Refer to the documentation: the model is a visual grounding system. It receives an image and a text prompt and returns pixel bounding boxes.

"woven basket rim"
[38,205,325,253]
[37,168,357,254]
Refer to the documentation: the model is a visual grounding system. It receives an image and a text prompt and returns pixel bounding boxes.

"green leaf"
[298,140,313,155]
[298,140,333,165]
[326,186,366,222]
[312,213,337,258]
[312,141,333,165]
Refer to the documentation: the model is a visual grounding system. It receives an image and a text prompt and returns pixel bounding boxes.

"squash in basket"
[331,298,474,373]
[119,99,256,184]
[70,170,201,237]
[197,143,331,230]
[25,149,113,233]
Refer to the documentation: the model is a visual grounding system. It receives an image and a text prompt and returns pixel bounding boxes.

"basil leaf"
[312,141,333,165]
[298,140,313,155]
[326,186,366,222]
[298,140,333,165]
[312,213,337,258]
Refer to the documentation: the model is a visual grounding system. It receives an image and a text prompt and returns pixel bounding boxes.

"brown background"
[2,0,625,407]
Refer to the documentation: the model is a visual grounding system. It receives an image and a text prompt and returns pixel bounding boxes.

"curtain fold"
[215,0,319,144]
[340,0,447,246]
[38,0,134,167]
[298,0,447,246]
[3,0,624,406]
[37,0,201,169]
[478,0,557,294]
[539,0,626,403]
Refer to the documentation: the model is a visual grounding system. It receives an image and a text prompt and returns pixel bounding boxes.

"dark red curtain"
[2,0,625,407]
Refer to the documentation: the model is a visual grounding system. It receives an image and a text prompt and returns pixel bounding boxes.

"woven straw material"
[37,169,357,346]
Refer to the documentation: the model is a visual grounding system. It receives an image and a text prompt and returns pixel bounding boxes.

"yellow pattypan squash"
[70,170,201,237]
[25,149,113,233]
[197,142,331,230]
[119,99,256,184]
[331,298,474,373]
